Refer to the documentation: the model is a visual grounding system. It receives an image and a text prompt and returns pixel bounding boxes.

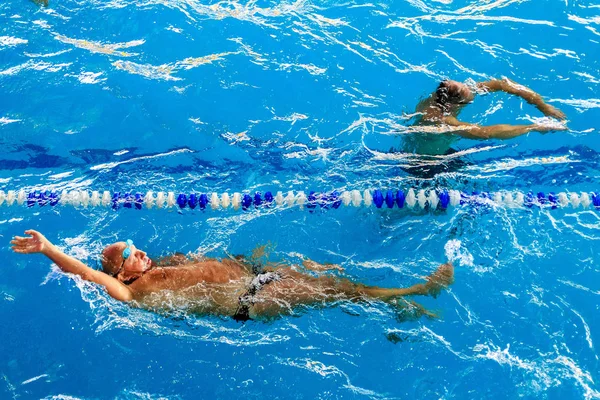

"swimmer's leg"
[355,263,454,300]
[390,298,439,321]
[251,263,453,318]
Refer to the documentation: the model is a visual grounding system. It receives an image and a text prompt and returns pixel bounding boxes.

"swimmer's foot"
[423,262,454,298]
[391,298,439,322]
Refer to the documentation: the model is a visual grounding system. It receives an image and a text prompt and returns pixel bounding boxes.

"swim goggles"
[111,239,133,277]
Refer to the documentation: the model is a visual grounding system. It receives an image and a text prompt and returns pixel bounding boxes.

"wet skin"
[412,78,567,142]
[11,230,454,320]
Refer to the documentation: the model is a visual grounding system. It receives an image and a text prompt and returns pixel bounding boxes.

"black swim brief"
[233,271,281,322]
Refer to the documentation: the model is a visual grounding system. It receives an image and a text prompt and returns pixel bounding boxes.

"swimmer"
[400,78,568,171]
[416,78,566,140]
[11,230,454,321]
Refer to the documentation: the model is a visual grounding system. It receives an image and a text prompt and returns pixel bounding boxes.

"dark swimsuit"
[233,269,281,322]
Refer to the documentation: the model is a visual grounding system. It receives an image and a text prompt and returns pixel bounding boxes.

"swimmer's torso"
[405,96,465,155]
[128,259,252,315]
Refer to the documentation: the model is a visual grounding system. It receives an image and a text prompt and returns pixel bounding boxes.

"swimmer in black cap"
[415,78,566,140]
[399,78,568,175]
[11,230,454,321]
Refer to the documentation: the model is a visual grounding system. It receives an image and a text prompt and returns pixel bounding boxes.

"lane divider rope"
[1,189,599,211]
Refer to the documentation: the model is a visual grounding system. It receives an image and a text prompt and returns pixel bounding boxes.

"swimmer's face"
[101,242,152,281]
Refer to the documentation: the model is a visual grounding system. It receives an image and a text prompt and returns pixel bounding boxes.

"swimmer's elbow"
[108,286,133,302]
[119,292,133,302]
[87,270,134,302]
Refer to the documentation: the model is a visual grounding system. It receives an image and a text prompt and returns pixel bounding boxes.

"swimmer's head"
[101,241,152,283]
[435,80,475,113]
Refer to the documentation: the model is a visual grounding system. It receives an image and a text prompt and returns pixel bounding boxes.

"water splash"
[444,239,474,267]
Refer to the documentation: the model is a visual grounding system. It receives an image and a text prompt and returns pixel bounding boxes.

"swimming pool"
[1,0,599,398]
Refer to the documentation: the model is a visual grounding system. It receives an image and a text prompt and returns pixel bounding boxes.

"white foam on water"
[473,342,600,399]
[444,239,474,267]
[0,117,22,125]
[21,374,48,385]
[0,36,28,47]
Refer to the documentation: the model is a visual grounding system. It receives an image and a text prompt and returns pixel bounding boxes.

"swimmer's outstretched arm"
[443,116,566,140]
[10,230,133,302]
[477,78,566,120]
[302,259,344,272]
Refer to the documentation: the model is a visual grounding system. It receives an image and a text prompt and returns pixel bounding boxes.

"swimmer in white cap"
[11,230,453,321]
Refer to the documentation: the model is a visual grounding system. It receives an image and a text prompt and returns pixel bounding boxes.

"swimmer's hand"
[10,230,51,254]
[532,123,568,133]
[538,103,566,121]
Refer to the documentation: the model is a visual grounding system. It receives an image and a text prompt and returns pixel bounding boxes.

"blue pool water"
[1,0,600,398]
